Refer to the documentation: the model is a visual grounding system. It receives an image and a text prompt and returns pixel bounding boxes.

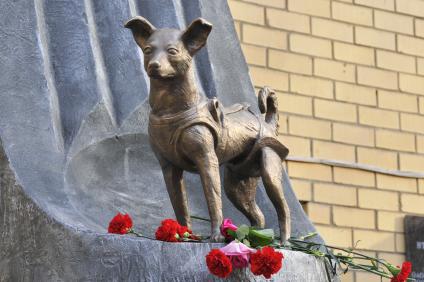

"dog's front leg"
[152,147,192,229]
[180,125,224,242]
[161,163,191,229]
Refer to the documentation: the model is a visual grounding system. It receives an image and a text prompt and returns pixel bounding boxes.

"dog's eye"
[143,47,152,55]
[167,48,179,55]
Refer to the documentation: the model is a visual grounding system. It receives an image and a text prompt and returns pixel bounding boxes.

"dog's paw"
[209,232,225,243]
[280,232,290,243]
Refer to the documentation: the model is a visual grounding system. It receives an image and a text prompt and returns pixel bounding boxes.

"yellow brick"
[400,153,424,172]
[278,135,311,157]
[378,90,418,113]
[314,183,357,206]
[340,272,354,282]
[335,82,376,106]
[333,206,375,229]
[354,230,395,251]
[269,50,312,75]
[401,113,424,134]
[396,233,405,252]
[377,174,417,193]
[357,66,398,90]
[249,66,288,91]
[288,0,331,17]
[290,75,334,99]
[228,1,264,25]
[266,9,310,33]
[277,92,312,116]
[316,225,352,248]
[291,179,312,201]
[378,211,405,232]
[287,161,332,181]
[418,58,424,76]
[420,97,424,114]
[357,147,398,170]
[400,73,424,96]
[243,24,287,49]
[355,272,382,282]
[243,0,286,8]
[306,203,331,224]
[401,193,424,214]
[333,123,375,146]
[332,2,372,26]
[355,26,395,50]
[376,50,416,74]
[354,0,394,10]
[312,18,353,43]
[334,167,375,187]
[334,42,374,66]
[419,179,424,194]
[376,129,415,152]
[290,34,332,58]
[279,114,288,134]
[314,99,357,123]
[289,116,332,140]
[359,106,399,129]
[418,135,424,154]
[359,189,399,211]
[397,0,424,17]
[241,44,266,66]
[398,35,424,57]
[315,59,355,83]
[374,10,414,34]
[416,19,424,38]
[379,253,406,267]
[313,140,356,162]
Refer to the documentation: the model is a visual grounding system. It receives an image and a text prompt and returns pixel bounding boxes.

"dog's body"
[126,17,291,242]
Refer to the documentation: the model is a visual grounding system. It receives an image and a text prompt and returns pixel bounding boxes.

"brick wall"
[228,0,424,281]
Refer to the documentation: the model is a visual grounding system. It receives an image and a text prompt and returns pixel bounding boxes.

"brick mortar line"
[286,156,424,178]
[239,18,424,59]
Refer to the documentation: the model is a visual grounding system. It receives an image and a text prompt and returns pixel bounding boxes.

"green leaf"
[248,228,274,247]
[242,239,251,247]
[226,229,237,239]
[236,225,250,240]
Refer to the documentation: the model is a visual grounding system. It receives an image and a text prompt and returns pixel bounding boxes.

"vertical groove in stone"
[127,0,138,17]
[83,0,117,128]
[127,0,150,94]
[34,0,65,152]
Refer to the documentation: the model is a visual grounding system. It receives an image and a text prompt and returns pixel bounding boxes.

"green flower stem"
[286,237,416,281]
[190,215,211,222]
[128,229,154,240]
[339,258,392,279]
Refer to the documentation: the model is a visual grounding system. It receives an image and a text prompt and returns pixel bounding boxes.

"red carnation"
[155,219,181,242]
[108,213,133,234]
[178,225,192,237]
[250,247,284,279]
[206,249,233,278]
[391,261,412,282]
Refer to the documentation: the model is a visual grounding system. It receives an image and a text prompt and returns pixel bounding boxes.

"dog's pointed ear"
[181,18,212,56]
[125,16,156,49]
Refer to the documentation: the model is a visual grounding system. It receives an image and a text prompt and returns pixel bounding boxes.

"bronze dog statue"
[125,16,291,242]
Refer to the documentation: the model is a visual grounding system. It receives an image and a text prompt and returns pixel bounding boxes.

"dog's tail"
[258,86,279,134]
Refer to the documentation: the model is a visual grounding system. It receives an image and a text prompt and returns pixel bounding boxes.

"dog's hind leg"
[260,147,291,242]
[224,166,265,228]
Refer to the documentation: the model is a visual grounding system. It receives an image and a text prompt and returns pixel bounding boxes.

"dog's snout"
[148,61,161,70]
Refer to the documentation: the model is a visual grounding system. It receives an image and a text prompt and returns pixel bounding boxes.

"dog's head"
[125,16,212,80]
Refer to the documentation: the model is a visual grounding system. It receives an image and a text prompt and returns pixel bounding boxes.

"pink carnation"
[220,241,256,269]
